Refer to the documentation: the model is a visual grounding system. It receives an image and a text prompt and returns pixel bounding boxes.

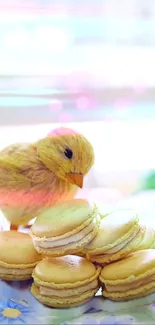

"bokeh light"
[134,86,146,95]
[76,96,90,110]
[49,99,63,112]
[66,75,80,93]
[3,28,31,49]
[0,0,155,202]
[114,98,131,110]
[59,112,72,122]
[34,26,72,53]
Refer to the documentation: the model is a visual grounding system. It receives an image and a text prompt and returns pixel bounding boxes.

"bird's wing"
[0,143,32,189]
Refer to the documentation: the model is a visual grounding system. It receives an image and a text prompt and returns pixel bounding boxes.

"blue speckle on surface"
[99,316,118,325]
[84,307,103,314]
[99,315,135,325]
[82,316,98,325]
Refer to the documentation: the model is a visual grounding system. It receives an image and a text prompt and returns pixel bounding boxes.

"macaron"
[30,199,100,257]
[0,231,41,281]
[89,225,155,266]
[83,209,141,265]
[100,249,155,301]
[31,255,101,308]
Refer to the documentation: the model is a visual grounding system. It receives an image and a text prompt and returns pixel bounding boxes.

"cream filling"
[0,266,34,275]
[39,279,98,297]
[36,218,97,249]
[104,226,140,254]
[105,274,155,292]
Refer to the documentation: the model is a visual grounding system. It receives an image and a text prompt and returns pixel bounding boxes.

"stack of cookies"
[1,198,155,308]
[83,210,155,265]
[99,249,155,301]
[29,199,101,307]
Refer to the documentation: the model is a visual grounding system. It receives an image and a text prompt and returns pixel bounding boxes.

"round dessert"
[30,199,100,257]
[31,255,101,308]
[0,231,41,280]
[83,209,141,265]
[88,225,155,266]
[100,249,155,301]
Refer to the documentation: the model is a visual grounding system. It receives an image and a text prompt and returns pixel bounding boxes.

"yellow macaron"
[0,231,41,281]
[100,249,155,301]
[89,225,155,266]
[31,255,101,308]
[83,209,141,264]
[30,199,100,257]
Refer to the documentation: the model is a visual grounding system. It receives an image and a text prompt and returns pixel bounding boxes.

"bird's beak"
[67,173,83,188]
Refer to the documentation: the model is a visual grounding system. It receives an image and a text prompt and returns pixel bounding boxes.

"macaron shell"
[133,226,155,251]
[33,225,99,257]
[33,255,100,288]
[0,231,41,268]
[31,199,96,238]
[83,210,139,255]
[0,273,33,281]
[31,283,98,308]
[88,225,144,265]
[100,249,155,285]
[73,252,86,257]
[148,232,155,248]
[102,280,155,301]
[150,242,155,248]
[102,286,155,301]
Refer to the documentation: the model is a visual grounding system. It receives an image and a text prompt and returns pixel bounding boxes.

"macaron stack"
[0,231,41,280]
[29,198,101,307]
[31,255,100,307]
[2,197,155,307]
[29,204,155,305]
[83,210,155,266]
[100,249,155,301]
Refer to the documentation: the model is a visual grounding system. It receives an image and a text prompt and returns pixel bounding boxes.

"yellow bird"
[0,127,94,230]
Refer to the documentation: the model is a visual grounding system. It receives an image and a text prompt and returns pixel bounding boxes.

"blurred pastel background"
[0,0,155,215]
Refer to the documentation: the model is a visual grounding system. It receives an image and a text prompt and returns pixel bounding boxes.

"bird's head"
[35,127,95,188]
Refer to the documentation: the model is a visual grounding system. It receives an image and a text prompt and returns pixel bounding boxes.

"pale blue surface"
[0,280,155,324]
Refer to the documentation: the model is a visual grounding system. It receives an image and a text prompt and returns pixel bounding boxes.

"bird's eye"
[64,148,73,159]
